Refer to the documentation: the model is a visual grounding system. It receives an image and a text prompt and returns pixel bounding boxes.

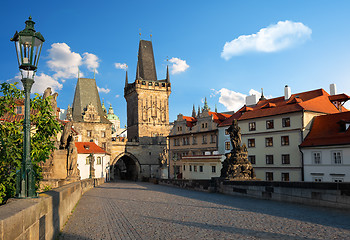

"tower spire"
[125,70,129,87]
[192,104,196,118]
[166,65,170,83]
[215,104,217,113]
[203,97,209,111]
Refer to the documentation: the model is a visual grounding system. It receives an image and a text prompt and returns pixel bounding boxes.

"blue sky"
[1,0,350,127]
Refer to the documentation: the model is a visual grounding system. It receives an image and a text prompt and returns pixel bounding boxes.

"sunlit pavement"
[59,181,350,240]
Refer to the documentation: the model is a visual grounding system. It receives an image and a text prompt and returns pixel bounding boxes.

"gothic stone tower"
[71,78,112,152]
[124,40,171,142]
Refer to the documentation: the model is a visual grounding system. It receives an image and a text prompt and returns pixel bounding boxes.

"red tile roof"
[218,111,243,127]
[238,89,347,120]
[300,111,350,147]
[75,142,110,155]
[182,111,231,127]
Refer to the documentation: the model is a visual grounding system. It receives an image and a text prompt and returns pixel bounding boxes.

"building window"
[86,157,90,165]
[249,122,256,131]
[266,155,274,164]
[16,106,23,114]
[282,118,290,127]
[248,139,255,148]
[194,166,197,172]
[87,130,92,137]
[202,135,207,144]
[281,136,289,146]
[332,178,344,183]
[265,137,273,147]
[313,152,321,164]
[313,177,322,182]
[266,172,274,181]
[266,120,274,129]
[183,137,189,145]
[183,165,186,171]
[282,154,290,164]
[225,142,230,150]
[248,155,256,164]
[199,166,203,172]
[202,123,208,128]
[332,151,342,164]
[189,165,192,171]
[212,166,216,173]
[192,136,197,145]
[211,135,216,143]
[281,173,289,182]
[102,142,106,150]
[225,129,229,135]
[101,131,106,138]
[178,126,182,131]
[96,157,101,165]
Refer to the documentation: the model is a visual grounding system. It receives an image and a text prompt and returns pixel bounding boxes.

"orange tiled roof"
[218,111,243,127]
[238,89,347,120]
[300,111,350,147]
[75,142,110,155]
[182,111,230,127]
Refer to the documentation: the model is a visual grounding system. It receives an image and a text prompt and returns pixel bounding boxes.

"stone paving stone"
[59,182,350,240]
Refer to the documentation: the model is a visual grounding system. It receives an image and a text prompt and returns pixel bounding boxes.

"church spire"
[192,104,196,118]
[136,40,157,81]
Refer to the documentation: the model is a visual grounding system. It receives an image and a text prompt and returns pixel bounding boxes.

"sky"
[1,0,350,127]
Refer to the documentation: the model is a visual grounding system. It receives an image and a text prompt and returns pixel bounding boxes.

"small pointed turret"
[197,106,201,116]
[136,62,140,80]
[259,88,266,101]
[215,104,217,113]
[125,71,128,87]
[166,65,170,83]
[192,104,196,118]
[108,104,114,115]
[102,100,107,114]
[203,97,209,111]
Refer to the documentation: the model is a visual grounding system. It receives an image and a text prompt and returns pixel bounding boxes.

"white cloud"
[221,20,312,60]
[83,52,100,73]
[169,57,189,74]
[32,73,63,93]
[6,73,63,94]
[97,87,110,94]
[212,88,262,111]
[47,43,82,79]
[114,63,128,70]
[115,94,120,98]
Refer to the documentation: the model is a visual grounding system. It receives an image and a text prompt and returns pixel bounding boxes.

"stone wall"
[159,179,350,209]
[0,178,105,240]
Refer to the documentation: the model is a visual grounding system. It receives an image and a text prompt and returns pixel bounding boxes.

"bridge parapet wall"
[159,179,350,210]
[0,178,105,240]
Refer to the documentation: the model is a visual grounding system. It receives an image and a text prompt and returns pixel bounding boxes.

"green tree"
[0,82,61,204]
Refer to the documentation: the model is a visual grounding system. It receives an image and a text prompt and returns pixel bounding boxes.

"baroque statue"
[221,119,256,180]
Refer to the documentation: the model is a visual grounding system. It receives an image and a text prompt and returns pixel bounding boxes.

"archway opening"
[113,155,138,181]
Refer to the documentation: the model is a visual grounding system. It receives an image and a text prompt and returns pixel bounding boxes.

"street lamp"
[11,17,45,198]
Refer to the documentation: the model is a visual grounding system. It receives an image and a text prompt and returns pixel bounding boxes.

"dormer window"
[84,145,90,150]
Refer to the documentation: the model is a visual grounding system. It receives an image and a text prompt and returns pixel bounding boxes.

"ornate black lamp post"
[11,17,45,198]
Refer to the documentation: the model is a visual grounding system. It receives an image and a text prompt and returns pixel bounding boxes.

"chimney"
[246,94,258,106]
[330,83,337,95]
[284,85,291,100]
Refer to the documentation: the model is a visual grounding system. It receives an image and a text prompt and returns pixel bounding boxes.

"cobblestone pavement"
[60,181,350,240]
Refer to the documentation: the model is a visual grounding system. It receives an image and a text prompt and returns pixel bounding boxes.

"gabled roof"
[75,142,110,155]
[300,111,350,147]
[239,89,347,120]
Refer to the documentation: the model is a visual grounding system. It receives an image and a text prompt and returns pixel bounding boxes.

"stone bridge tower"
[119,39,171,179]
[125,40,171,141]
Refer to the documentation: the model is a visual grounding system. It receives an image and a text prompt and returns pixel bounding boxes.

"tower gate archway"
[111,152,141,181]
